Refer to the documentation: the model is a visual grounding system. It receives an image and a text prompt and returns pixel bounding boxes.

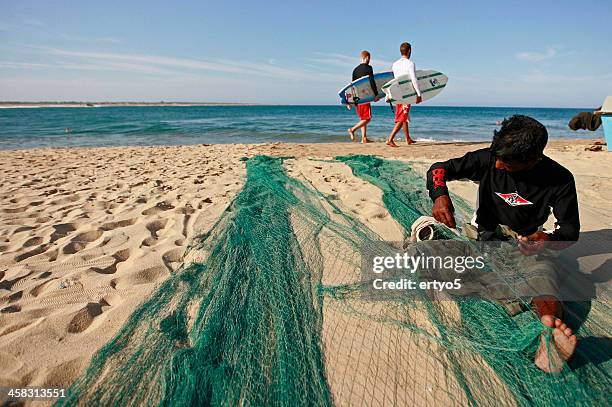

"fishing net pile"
[57,155,611,406]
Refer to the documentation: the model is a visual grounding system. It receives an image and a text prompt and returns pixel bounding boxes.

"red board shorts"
[395,103,411,123]
[356,103,372,120]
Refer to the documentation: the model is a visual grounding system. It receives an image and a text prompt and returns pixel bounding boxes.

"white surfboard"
[381,70,448,104]
[338,71,394,105]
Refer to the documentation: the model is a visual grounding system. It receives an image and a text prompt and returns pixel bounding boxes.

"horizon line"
[0,101,597,110]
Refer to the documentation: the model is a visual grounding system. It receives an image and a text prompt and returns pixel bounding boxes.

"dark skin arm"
[432,195,456,229]
[434,196,559,254]
[433,199,569,255]
[435,196,559,254]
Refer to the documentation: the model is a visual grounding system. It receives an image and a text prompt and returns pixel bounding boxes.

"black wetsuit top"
[426,148,580,241]
[352,63,378,96]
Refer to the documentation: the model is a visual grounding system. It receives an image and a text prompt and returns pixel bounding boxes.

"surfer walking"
[387,42,422,147]
[427,115,579,373]
[348,51,379,144]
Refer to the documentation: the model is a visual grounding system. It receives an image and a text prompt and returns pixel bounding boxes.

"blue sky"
[1,0,611,107]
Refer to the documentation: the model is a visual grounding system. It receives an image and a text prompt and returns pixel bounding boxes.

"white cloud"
[2,47,408,102]
[13,47,345,83]
[59,33,122,44]
[515,46,567,62]
[0,61,55,69]
[0,57,193,76]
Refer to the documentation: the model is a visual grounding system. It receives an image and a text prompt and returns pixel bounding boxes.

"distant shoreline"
[0,102,597,109]
[0,102,257,108]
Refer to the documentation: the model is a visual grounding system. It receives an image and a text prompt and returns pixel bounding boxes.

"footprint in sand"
[145,219,168,239]
[162,248,185,271]
[140,219,168,247]
[196,197,213,209]
[14,244,51,262]
[14,226,35,233]
[8,290,23,302]
[100,218,137,231]
[175,205,195,215]
[50,223,78,243]
[49,194,81,206]
[2,205,28,214]
[40,188,59,197]
[45,248,59,262]
[30,277,59,297]
[142,201,175,215]
[63,230,103,254]
[23,236,44,247]
[110,265,167,290]
[141,237,157,247]
[67,299,110,333]
[0,304,21,314]
[90,249,131,274]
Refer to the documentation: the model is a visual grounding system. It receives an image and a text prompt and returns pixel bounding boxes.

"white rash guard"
[392,57,421,97]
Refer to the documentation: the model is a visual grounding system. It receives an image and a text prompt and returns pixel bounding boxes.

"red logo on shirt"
[432,168,446,188]
[495,192,533,207]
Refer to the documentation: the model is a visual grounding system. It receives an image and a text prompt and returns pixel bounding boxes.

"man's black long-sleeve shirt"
[352,63,378,96]
[426,148,580,241]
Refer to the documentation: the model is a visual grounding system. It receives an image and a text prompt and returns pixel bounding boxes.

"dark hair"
[361,50,370,59]
[400,42,411,56]
[490,115,548,162]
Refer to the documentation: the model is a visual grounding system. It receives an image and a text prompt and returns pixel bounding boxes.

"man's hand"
[432,195,456,229]
[416,95,423,104]
[517,231,550,255]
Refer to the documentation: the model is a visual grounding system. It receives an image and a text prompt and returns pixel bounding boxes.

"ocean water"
[0,105,602,150]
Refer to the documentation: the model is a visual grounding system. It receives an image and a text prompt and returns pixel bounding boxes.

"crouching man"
[426,115,579,372]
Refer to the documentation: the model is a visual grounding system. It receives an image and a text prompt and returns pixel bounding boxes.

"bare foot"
[535,315,578,373]
[406,139,416,145]
[347,128,355,141]
[386,140,399,148]
[361,138,371,144]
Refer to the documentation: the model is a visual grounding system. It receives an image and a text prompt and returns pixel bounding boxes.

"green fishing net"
[56,155,611,407]
[336,155,611,406]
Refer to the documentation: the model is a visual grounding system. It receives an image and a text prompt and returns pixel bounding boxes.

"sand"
[0,139,610,403]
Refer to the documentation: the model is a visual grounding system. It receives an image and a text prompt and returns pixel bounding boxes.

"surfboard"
[338,71,394,105]
[381,70,448,104]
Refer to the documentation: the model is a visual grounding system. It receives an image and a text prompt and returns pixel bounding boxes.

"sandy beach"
[1,139,611,403]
